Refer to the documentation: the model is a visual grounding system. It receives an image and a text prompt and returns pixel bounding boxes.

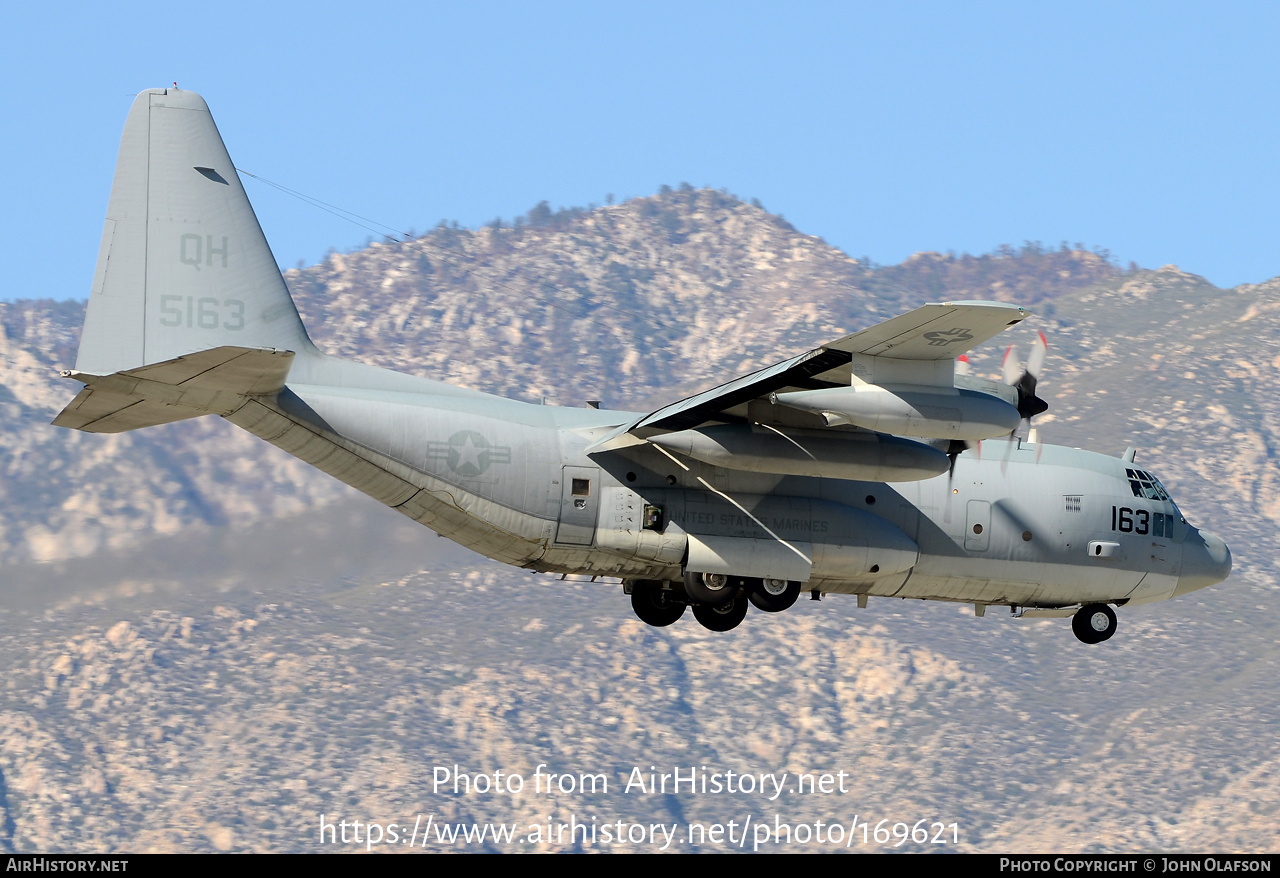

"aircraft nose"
[1176,528,1232,596]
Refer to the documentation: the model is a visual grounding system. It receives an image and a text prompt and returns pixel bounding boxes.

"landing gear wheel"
[692,595,749,632]
[748,578,801,613]
[630,582,686,627]
[1072,603,1117,644]
[683,570,734,607]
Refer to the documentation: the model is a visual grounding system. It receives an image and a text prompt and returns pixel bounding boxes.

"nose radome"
[1176,529,1232,596]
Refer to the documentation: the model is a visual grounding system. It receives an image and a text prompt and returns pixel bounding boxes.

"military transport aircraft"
[54,88,1231,644]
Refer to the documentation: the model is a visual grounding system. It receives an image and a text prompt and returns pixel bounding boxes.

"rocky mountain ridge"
[0,190,1276,852]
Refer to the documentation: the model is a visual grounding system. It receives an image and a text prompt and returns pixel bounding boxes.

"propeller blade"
[1009,332,1049,422]
[1026,331,1048,378]
[1000,330,1051,439]
[1002,344,1021,386]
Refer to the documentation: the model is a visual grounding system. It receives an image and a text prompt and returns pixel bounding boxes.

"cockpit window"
[1126,468,1170,501]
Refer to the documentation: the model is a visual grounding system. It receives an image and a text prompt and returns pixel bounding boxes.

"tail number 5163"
[158,295,245,331]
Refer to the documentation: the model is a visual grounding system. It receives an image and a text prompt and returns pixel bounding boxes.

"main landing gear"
[629,581,686,627]
[692,596,750,632]
[748,577,801,613]
[627,574,805,632]
[1071,603,1117,644]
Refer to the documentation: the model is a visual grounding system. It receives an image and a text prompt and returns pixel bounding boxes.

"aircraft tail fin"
[73,88,316,378]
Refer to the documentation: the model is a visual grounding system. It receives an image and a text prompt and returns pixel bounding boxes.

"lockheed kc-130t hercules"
[54,89,1231,644]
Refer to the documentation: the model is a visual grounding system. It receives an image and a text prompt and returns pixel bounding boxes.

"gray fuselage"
[266,353,1228,612]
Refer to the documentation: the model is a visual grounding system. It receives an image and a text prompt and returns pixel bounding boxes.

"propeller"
[1002,330,1050,439]
[946,330,1050,499]
[946,356,978,480]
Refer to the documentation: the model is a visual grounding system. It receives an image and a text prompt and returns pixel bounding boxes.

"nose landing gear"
[1072,603,1117,644]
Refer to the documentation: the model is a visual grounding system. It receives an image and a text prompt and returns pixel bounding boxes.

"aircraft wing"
[823,300,1029,359]
[590,301,1029,450]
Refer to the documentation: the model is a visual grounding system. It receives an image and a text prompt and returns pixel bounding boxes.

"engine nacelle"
[772,385,1019,441]
[647,423,949,482]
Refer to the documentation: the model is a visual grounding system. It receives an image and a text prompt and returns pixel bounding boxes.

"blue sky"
[4,1,1278,303]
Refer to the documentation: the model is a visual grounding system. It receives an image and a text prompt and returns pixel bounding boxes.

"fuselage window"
[1126,468,1170,501]
[1152,512,1178,539]
[1131,468,1172,501]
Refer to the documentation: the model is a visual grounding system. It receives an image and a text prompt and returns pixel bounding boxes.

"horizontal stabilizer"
[53,346,294,433]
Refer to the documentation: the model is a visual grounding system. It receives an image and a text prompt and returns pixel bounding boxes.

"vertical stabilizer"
[76,88,317,375]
